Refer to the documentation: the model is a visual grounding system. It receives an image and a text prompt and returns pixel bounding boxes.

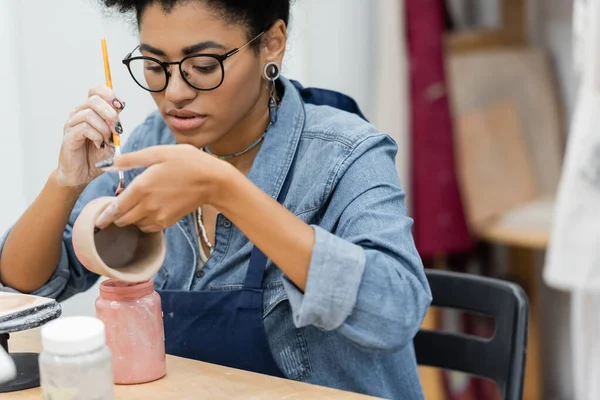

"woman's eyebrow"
[182,41,227,55]
[139,41,227,57]
[139,43,167,56]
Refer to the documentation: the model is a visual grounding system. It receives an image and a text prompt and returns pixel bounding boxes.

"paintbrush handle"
[101,39,121,148]
[101,38,125,196]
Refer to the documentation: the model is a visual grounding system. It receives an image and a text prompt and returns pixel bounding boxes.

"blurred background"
[0,0,588,399]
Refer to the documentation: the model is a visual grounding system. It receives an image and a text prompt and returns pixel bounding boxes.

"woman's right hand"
[55,85,126,188]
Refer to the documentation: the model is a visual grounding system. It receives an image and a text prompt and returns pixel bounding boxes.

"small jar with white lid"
[39,316,114,400]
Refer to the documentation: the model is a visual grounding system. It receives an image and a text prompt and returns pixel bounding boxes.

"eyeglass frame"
[121,31,265,93]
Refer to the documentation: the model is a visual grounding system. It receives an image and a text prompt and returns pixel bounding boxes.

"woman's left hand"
[94,144,232,232]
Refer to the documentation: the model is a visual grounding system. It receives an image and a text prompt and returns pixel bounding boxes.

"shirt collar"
[246,76,305,203]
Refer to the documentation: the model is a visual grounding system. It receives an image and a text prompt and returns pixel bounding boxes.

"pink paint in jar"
[95,278,166,384]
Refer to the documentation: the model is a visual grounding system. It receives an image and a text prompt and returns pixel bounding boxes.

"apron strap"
[243,142,297,291]
[244,246,268,290]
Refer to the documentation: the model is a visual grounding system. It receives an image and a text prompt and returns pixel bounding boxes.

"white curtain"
[544,0,600,398]
[373,0,411,200]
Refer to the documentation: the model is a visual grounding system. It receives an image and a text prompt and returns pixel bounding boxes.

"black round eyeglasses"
[122,31,264,93]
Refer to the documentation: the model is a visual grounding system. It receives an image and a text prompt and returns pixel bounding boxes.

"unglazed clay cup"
[72,197,167,283]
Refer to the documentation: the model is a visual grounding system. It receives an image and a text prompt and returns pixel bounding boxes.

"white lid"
[41,316,106,356]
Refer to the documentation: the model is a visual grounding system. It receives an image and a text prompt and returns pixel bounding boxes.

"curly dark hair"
[100,0,291,42]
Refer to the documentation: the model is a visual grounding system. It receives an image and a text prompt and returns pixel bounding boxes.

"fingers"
[95,172,149,228]
[88,84,126,112]
[67,109,113,145]
[95,146,176,172]
[67,123,105,149]
[65,85,126,150]
[94,168,172,230]
[96,201,142,229]
[70,96,120,134]
[95,202,163,233]
[94,186,166,231]
[95,199,120,229]
[136,222,165,233]
[113,207,161,231]
[70,84,125,132]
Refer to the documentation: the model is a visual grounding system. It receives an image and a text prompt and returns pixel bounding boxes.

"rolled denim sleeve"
[282,133,432,352]
[0,227,71,299]
[283,226,365,329]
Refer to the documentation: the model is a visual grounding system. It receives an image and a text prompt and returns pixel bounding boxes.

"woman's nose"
[165,66,197,103]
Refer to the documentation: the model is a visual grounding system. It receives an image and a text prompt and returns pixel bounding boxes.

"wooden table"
[5,329,381,400]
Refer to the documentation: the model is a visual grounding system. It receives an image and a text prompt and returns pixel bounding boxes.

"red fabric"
[404,0,474,258]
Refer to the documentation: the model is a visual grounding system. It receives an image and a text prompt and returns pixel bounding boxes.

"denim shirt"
[0,76,432,399]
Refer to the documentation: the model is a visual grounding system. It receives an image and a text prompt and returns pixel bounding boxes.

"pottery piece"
[72,197,166,283]
[96,279,166,384]
[0,293,55,322]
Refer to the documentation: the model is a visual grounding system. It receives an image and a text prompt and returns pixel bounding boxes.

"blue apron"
[158,81,367,378]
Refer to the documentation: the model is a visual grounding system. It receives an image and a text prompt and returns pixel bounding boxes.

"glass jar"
[39,316,114,400]
[95,279,166,384]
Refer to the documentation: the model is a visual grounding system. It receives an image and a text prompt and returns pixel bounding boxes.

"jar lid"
[41,316,106,356]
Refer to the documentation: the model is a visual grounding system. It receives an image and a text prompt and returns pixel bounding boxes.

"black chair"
[414,269,529,400]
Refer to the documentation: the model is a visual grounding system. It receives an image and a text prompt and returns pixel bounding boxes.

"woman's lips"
[167,115,207,131]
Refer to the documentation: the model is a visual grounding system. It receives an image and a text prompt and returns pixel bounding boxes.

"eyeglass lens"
[128,55,224,91]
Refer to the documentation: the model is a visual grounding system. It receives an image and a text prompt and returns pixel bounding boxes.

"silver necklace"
[202,130,267,160]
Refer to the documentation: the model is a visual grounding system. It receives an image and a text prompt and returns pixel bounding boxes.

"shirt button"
[223,219,232,228]
[196,270,205,278]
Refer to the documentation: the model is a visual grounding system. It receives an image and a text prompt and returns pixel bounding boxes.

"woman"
[0,0,431,398]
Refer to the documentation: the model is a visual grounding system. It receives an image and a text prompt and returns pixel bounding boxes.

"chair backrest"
[414,269,529,400]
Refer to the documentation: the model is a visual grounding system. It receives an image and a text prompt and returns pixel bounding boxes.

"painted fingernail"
[112,98,125,110]
[100,142,106,149]
[94,227,100,234]
[114,122,123,134]
[95,158,113,169]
